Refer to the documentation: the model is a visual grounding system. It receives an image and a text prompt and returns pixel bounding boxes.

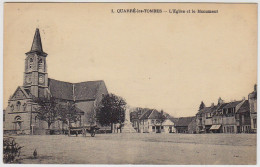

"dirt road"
[8,133,256,164]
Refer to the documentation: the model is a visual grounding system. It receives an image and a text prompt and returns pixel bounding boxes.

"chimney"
[160,110,163,115]
[211,103,214,107]
[254,84,257,92]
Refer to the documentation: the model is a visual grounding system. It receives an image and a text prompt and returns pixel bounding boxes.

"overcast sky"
[3,3,257,117]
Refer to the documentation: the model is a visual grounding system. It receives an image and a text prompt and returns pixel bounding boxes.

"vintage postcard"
[2,2,257,165]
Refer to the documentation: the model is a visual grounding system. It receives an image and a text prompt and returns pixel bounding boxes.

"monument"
[121,106,136,133]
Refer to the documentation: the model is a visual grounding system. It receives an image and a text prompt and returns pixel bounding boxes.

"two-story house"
[236,100,251,133]
[248,84,257,133]
[139,109,166,133]
[221,100,244,133]
[210,101,228,133]
[196,107,211,133]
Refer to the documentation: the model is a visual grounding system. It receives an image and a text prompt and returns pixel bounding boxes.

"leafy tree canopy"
[96,93,126,127]
[33,96,58,129]
[57,101,81,126]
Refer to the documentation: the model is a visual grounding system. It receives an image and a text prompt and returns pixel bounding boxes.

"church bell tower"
[23,28,48,98]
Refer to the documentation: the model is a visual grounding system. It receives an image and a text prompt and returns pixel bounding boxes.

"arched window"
[35,116,39,125]
[16,101,21,111]
[14,116,22,130]
[29,58,33,69]
[10,104,14,111]
[38,58,43,71]
[15,116,21,121]
[22,103,27,111]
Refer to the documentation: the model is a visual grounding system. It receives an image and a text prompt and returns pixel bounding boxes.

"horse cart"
[68,126,100,137]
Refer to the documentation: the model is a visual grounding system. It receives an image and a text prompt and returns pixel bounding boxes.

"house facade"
[175,117,195,133]
[198,100,246,134]
[196,106,210,133]
[196,85,257,134]
[161,119,176,133]
[249,85,257,133]
[139,109,164,133]
[221,100,244,133]
[236,100,251,133]
[131,109,176,133]
[188,118,197,134]
[210,101,227,133]
[4,29,108,135]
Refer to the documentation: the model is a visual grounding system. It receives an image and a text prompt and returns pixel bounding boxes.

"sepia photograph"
[2,2,258,165]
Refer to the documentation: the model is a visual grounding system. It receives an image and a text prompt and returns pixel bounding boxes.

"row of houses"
[130,108,196,133]
[130,85,257,134]
[195,85,257,134]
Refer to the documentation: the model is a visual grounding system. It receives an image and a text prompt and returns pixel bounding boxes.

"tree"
[158,110,166,124]
[199,101,205,110]
[3,137,23,163]
[96,93,126,131]
[33,96,59,129]
[85,109,96,126]
[58,101,81,126]
[156,110,166,133]
[57,101,82,135]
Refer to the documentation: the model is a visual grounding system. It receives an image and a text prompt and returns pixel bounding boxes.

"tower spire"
[30,28,43,53]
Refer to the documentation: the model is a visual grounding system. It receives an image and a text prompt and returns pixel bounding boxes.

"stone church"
[4,29,108,134]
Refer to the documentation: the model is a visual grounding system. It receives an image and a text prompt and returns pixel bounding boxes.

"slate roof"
[223,101,242,109]
[74,81,104,101]
[26,28,47,55]
[131,108,152,120]
[175,116,195,127]
[48,78,105,101]
[148,110,164,119]
[31,28,43,52]
[139,110,153,120]
[237,100,250,113]
[169,117,179,124]
[138,109,166,121]
[206,106,218,113]
[217,103,229,111]
[48,79,74,100]
[212,103,228,115]
[197,107,211,115]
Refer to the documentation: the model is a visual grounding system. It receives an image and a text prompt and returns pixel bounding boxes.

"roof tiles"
[48,78,104,101]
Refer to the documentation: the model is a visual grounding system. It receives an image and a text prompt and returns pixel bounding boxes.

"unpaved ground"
[7,133,256,164]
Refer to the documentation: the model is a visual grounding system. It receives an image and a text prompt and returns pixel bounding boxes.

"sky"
[3,3,257,117]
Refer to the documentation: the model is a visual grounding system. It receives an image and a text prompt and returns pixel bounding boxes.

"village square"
[2,28,257,164]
